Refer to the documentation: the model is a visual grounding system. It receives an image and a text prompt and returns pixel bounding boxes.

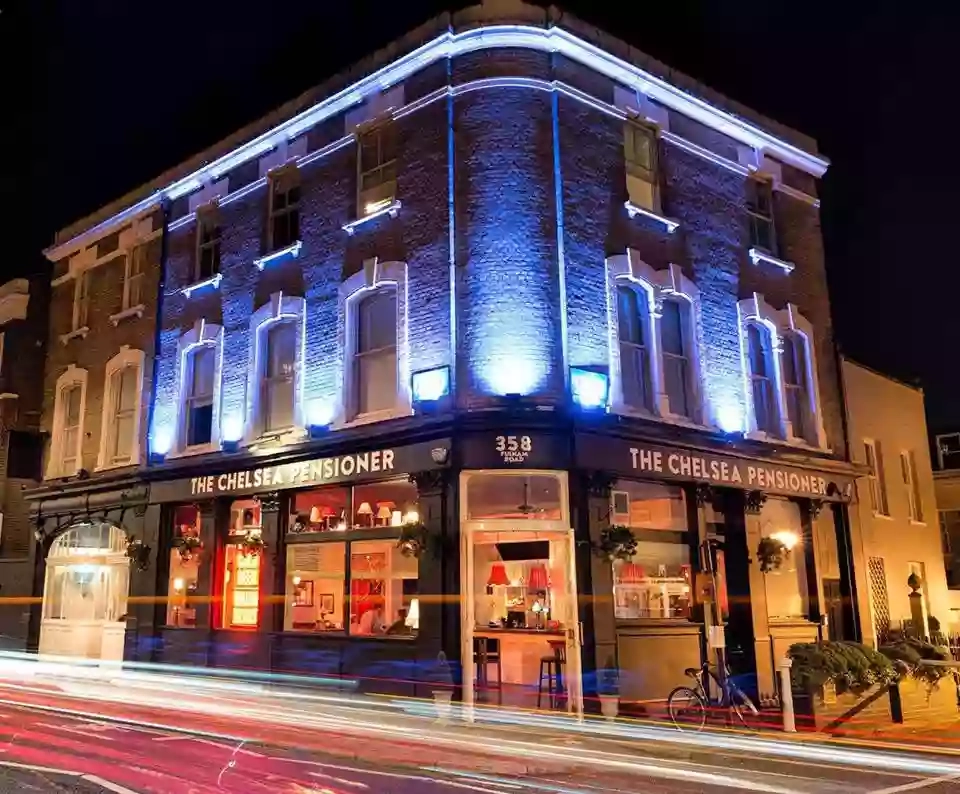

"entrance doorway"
[460,471,583,716]
[39,522,130,662]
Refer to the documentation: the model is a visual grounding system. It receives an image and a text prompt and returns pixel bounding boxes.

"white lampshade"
[377,504,393,520]
[405,598,420,630]
[309,506,322,523]
[357,502,373,515]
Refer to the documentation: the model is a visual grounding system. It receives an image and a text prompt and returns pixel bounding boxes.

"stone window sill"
[624,201,680,233]
[337,406,412,430]
[342,199,401,235]
[59,326,89,345]
[109,304,145,325]
[255,240,302,270]
[749,247,795,273]
[181,273,223,298]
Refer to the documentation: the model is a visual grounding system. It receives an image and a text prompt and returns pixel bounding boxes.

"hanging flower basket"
[125,536,152,572]
[756,537,790,573]
[173,534,203,563]
[397,522,428,558]
[240,531,265,557]
[593,525,638,561]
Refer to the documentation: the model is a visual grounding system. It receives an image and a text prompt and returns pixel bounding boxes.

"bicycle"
[666,661,759,731]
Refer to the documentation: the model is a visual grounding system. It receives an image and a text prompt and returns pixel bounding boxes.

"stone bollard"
[778,657,796,733]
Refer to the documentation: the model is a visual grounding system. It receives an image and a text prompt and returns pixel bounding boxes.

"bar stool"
[473,637,503,704]
[537,640,566,710]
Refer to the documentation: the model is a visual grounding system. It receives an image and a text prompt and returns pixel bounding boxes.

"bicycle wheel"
[667,686,707,731]
[729,686,759,728]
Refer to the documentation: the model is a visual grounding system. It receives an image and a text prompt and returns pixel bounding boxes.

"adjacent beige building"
[842,359,955,639]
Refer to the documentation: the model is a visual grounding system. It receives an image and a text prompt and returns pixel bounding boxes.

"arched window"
[660,299,691,418]
[747,323,778,436]
[353,287,398,418]
[59,383,83,474]
[617,285,653,411]
[780,333,810,443]
[98,348,145,469]
[184,345,216,447]
[262,320,297,433]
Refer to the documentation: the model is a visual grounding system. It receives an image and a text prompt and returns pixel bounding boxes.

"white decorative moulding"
[254,240,303,270]
[624,201,680,233]
[181,273,223,298]
[109,304,145,325]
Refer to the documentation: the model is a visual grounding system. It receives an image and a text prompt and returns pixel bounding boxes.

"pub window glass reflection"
[185,345,215,447]
[466,474,562,521]
[221,499,263,629]
[747,323,778,436]
[167,504,202,627]
[350,539,419,636]
[610,481,691,620]
[291,486,349,533]
[781,333,811,443]
[263,321,296,433]
[660,298,691,418]
[353,479,418,529]
[759,498,809,620]
[617,285,653,411]
[354,288,398,417]
[285,541,345,632]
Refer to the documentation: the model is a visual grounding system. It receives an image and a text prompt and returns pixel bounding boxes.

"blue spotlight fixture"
[570,367,609,411]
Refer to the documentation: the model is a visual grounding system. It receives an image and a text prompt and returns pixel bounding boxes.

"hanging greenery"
[125,536,152,572]
[756,537,790,573]
[173,534,203,563]
[593,525,638,561]
[240,531,266,557]
[397,522,428,558]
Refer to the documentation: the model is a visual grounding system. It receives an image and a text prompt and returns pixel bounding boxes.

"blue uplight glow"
[150,426,174,457]
[306,398,335,428]
[412,366,450,403]
[480,354,544,398]
[221,414,244,443]
[716,403,745,434]
[571,368,609,410]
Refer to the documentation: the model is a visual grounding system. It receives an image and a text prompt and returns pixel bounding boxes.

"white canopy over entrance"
[38,521,130,662]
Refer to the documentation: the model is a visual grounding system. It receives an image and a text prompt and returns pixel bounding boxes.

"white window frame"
[47,365,88,480]
[246,293,306,443]
[122,244,147,312]
[268,169,301,253]
[97,347,145,470]
[72,270,91,331]
[901,450,924,523]
[605,251,704,425]
[338,259,411,428]
[623,117,661,213]
[357,122,397,217]
[195,207,221,283]
[174,320,223,456]
[738,294,827,449]
[745,321,780,437]
[864,438,890,517]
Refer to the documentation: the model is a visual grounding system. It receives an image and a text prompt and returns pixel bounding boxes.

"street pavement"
[0,662,958,793]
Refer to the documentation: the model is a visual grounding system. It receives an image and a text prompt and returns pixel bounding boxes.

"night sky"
[3,1,958,429]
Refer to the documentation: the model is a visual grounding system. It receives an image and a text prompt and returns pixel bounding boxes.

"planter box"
[795,677,959,734]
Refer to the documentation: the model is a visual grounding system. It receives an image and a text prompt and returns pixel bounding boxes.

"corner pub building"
[21,1,862,715]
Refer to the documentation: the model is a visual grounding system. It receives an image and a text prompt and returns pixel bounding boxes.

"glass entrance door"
[460,471,582,717]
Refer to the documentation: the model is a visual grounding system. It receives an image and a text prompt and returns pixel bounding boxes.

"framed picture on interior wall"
[319,594,335,613]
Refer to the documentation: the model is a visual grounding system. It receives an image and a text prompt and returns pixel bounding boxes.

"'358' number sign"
[495,434,533,464]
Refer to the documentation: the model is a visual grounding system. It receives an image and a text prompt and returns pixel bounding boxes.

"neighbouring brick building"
[0,276,48,649]
[18,0,866,713]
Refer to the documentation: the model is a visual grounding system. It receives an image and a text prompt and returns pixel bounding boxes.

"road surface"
[0,659,957,793]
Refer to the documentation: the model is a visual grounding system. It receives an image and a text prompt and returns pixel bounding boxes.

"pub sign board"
[577,435,855,502]
[460,431,571,470]
[150,439,451,503]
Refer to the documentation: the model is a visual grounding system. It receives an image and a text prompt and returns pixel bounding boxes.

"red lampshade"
[487,563,510,587]
[528,564,549,591]
[618,562,646,584]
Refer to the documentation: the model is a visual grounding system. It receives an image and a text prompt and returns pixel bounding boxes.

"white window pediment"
[738,293,827,449]
[606,250,704,426]
[47,365,88,480]
[97,347,145,470]
[173,320,224,456]
[246,293,306,444]
[337,258,411,428]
